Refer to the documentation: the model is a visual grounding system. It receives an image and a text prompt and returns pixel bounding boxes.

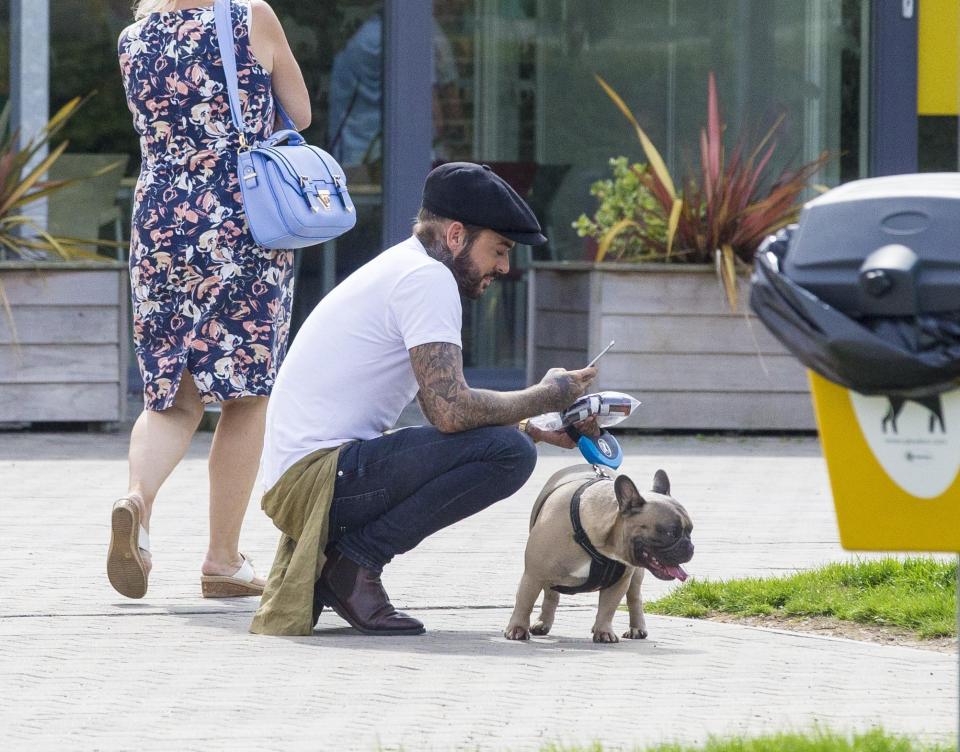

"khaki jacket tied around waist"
[250,445,343,636]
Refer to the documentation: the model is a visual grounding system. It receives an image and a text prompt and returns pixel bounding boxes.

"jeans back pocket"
[329,488,390,537]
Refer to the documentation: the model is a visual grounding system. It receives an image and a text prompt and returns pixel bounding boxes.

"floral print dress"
[118,1,295,411]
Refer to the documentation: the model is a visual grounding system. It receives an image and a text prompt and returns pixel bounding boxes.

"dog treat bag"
[529,392,641,432]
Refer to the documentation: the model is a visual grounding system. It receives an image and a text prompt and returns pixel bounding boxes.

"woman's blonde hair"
[133,1,176,19]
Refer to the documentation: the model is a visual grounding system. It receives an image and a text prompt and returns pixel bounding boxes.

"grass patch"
[540,728,955,751]
[645,557,957,639]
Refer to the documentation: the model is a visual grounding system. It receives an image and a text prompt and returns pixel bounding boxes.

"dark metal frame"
[382,0,433,248]
[869,1,919,176]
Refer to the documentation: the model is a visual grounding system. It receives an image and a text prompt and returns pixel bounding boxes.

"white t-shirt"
[260,235,463,489]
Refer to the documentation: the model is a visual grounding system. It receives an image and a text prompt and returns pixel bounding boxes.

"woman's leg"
[109,371,204,597]
[202,395,268,582]
[127,371,206,539]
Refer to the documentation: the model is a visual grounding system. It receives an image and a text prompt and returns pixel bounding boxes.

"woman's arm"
[249,0,311,130]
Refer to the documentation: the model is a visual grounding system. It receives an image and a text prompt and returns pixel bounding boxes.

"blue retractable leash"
[565,424,623,469]
[556,393,637,470]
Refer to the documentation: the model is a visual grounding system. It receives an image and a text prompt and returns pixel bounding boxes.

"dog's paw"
[622,627,648,640]
[592,629,619,644]
[530,621,551,636]
[504,625,531,641]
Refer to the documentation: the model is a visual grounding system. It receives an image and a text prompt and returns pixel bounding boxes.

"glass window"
[0,1,9,110]
[48,1,138,261]
[42,0,384,335]
[268,0,384,333]
[434,0,867,378]
[52,1,139,159]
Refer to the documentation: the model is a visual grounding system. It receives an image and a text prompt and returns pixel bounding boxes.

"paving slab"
[0,431,956,750]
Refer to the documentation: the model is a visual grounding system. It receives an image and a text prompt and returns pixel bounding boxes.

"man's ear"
[444,220,468,255]
[614,475,646,515]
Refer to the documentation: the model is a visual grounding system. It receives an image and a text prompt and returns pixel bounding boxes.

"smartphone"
[586,339,615,368]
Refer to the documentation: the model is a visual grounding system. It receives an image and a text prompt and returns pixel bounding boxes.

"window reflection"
[433,0,869,377]
[37,0,392,338]
[51,0,138,159]
[6,1,926,382]
[0,1,9,109]
[267,1,386,332]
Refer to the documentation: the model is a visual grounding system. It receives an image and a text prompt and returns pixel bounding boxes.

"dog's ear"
[614,475,646,514]
[652,469,670,496]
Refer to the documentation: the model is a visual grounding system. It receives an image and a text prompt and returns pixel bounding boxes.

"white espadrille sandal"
[200,554,263,598]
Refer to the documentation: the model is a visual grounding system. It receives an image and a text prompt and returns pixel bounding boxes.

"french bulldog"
[504,465,693,643]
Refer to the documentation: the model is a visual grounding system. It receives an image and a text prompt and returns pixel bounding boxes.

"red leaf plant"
[595,71,829,310]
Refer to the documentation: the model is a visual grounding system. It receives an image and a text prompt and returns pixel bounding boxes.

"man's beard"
[426,238,495,299]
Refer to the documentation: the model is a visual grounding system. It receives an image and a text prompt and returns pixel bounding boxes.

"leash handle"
[565,423,624,470]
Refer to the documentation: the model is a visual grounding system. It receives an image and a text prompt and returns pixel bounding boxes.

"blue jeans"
[328,425,538,572]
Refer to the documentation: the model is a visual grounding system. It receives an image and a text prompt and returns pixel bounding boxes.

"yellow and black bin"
[751,173,960,553]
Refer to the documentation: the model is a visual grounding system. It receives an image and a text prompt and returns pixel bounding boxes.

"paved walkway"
[0,431,955,750]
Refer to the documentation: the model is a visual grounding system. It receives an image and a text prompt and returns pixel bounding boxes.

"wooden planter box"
[527,262,815,431]
[0,261,128,425]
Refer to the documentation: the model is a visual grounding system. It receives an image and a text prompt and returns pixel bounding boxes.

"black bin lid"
[783,174,960,317]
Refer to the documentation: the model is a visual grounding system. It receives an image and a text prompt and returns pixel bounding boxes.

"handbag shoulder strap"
[213,0,246,140]
[213,0,296,144]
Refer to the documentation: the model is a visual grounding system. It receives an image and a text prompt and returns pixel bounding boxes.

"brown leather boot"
[317,549,424,635]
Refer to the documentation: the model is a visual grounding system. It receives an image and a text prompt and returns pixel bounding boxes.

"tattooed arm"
[410,341,596,434]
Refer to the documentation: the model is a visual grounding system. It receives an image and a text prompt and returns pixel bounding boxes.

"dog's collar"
[551,478,627,595]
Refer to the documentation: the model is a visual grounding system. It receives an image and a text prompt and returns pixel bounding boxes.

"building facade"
[2,0,957,388]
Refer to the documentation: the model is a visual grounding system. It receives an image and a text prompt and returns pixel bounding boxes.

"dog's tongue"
[665,564,688,582]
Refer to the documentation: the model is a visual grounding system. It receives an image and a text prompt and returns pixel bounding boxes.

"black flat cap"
[421,162,548,245]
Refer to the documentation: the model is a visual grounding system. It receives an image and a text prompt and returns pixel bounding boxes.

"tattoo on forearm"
[410,342,556,433]
[411,342,464,407]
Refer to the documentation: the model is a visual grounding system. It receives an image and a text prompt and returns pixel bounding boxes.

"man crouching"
[253,162,596,636]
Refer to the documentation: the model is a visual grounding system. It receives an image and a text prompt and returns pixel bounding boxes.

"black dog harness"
[551,477,627,595]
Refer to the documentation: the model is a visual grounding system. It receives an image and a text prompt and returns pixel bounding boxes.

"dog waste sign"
[810,372,960,551]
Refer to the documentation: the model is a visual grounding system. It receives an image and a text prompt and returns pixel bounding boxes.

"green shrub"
[573,157,667,262]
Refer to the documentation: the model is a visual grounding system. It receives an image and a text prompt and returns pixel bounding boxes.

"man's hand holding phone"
[539,366,596,411]
[538,340,614,409]
[526,340,615,447]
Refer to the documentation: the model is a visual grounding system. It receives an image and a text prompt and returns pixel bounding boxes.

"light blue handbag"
[213,0,356,249]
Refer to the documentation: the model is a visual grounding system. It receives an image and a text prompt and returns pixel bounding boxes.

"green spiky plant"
[594,71,830,310]
[0,95,125,261]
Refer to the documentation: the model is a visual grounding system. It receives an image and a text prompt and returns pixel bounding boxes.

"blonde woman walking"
[108,0,309,598]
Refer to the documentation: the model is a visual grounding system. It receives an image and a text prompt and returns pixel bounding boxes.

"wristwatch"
[518,418,530,435]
